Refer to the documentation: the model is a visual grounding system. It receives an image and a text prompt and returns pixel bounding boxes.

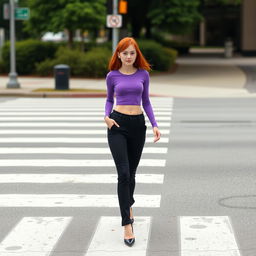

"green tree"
[24,0,105,48]
[127,0,242,38]
[148,0,202,35]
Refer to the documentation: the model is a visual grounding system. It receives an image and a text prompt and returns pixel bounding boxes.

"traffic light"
[106,0,128,15]
[119,0,127,14]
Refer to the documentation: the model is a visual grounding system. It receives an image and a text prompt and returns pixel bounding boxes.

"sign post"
[6,0,20,88]
[106,0,122,54]
[112,0,118,53]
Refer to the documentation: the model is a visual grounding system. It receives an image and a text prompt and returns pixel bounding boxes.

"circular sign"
[107,15,122,28]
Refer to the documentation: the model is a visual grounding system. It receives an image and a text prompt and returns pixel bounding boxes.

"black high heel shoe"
[124,223,135,247]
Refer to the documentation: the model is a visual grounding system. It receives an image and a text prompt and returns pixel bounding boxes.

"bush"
[36,46,112,77]
[35,59,57,76]
[151,32,191,55]
[36,46,86,76]
[1,40,58,75]
[0,59,7,74]
[163,47,178,67]
[81,47,112,77]
[137,40,177,71]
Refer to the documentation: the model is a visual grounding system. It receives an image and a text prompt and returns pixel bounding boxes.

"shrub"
[1,40,58,75]
[36,46,112,77]
[81,47,112,77]
[137,40,177,71]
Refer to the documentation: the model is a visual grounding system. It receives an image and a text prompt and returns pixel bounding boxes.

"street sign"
[106,14,122,28]
[15,7,30,20]
[3,5,30,20]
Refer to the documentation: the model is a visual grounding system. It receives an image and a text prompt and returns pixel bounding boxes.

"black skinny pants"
[107,110,147,226]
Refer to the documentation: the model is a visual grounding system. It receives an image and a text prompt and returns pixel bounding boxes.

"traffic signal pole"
[6,0,20,88]
[112,0,119,53]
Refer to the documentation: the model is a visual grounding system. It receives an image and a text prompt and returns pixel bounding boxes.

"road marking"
[0,159,166,167]
[0,129,171,135]
[0,147,168,154]
[0,137,169,143]
[0,122,171,127]
[0,194,161,207]
[86,216,151,256]
[0,111,172,116]
[0,217,72,256]
[180,216,241,256]
[0,116,171,121]
[0,173,164,184]
[0,107,173,111]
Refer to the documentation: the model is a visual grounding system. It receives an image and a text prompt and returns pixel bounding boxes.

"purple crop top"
[105,69,158,128]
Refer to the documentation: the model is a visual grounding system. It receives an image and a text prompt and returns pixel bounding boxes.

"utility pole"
[6,0,20,88]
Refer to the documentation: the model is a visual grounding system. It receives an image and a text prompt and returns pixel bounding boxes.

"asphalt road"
[0,97,255,256]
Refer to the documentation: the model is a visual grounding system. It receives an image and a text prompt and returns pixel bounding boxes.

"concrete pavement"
[0,56,255,98]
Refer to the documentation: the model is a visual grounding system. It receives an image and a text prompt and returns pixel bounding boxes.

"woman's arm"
[142,71,158,128]
[105,73,114,118]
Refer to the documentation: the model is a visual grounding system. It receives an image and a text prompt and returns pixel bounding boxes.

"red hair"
[108,37,151,71]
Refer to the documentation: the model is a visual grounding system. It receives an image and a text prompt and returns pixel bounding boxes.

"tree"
[148,0,202,35]
[126,0,242,39]
[23,0,106,48]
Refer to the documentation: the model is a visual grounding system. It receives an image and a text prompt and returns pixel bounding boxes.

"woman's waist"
[114,105,143,115]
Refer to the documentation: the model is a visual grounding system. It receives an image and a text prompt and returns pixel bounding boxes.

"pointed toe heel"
[124,223,135,247]
[124,237,135,247]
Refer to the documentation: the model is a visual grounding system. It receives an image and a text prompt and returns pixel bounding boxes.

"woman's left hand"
[153,127,161,143]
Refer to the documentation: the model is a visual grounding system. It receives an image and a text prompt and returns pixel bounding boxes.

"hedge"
[1,40,58,74]
[1,39,177,77]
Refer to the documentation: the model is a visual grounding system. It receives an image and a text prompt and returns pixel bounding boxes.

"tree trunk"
[67,30,74,48]
[145,18,152,39]
[80,30,85,52]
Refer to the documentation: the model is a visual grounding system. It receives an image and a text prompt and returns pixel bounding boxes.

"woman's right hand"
[104,116,120,130]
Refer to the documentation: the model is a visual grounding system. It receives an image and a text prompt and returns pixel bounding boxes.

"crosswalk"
[0,98,241,255]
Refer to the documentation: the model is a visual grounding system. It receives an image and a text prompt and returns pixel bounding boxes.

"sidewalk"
[0,56,255,98]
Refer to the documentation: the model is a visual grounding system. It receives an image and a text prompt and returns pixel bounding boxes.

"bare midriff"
[114,105,143,115]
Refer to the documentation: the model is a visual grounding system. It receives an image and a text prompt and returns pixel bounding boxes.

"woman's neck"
[119,65,137,74]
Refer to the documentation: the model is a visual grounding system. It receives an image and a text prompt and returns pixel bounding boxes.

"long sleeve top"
[104,69,158,128]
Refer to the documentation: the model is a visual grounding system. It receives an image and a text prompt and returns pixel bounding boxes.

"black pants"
[107,110,147,226]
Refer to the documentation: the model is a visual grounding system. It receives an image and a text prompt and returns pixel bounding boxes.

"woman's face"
[118,44,137,67]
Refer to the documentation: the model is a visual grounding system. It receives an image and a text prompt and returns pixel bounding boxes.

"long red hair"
[108,37,151,71]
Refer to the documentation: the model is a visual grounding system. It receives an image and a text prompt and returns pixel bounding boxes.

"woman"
[104,37,161,247]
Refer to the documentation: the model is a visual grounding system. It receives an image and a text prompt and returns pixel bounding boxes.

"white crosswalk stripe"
[0,137,169,143]
[85,216,151,256]
[0,116,172,121]
[0,159,166,167]
[0,217,72,256]
[180,216,241,256]
[0,194,161,207]
[0,129,171,134]
[0,122,171,127]
[0,174,164,183]
[0,111,172,115]
[0,147,168,154]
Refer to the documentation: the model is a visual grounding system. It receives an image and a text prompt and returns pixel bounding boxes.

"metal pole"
[112,0,119,54]
[7,0,20,88]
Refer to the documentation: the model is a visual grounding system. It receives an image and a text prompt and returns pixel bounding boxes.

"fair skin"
[104,44,161,239]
